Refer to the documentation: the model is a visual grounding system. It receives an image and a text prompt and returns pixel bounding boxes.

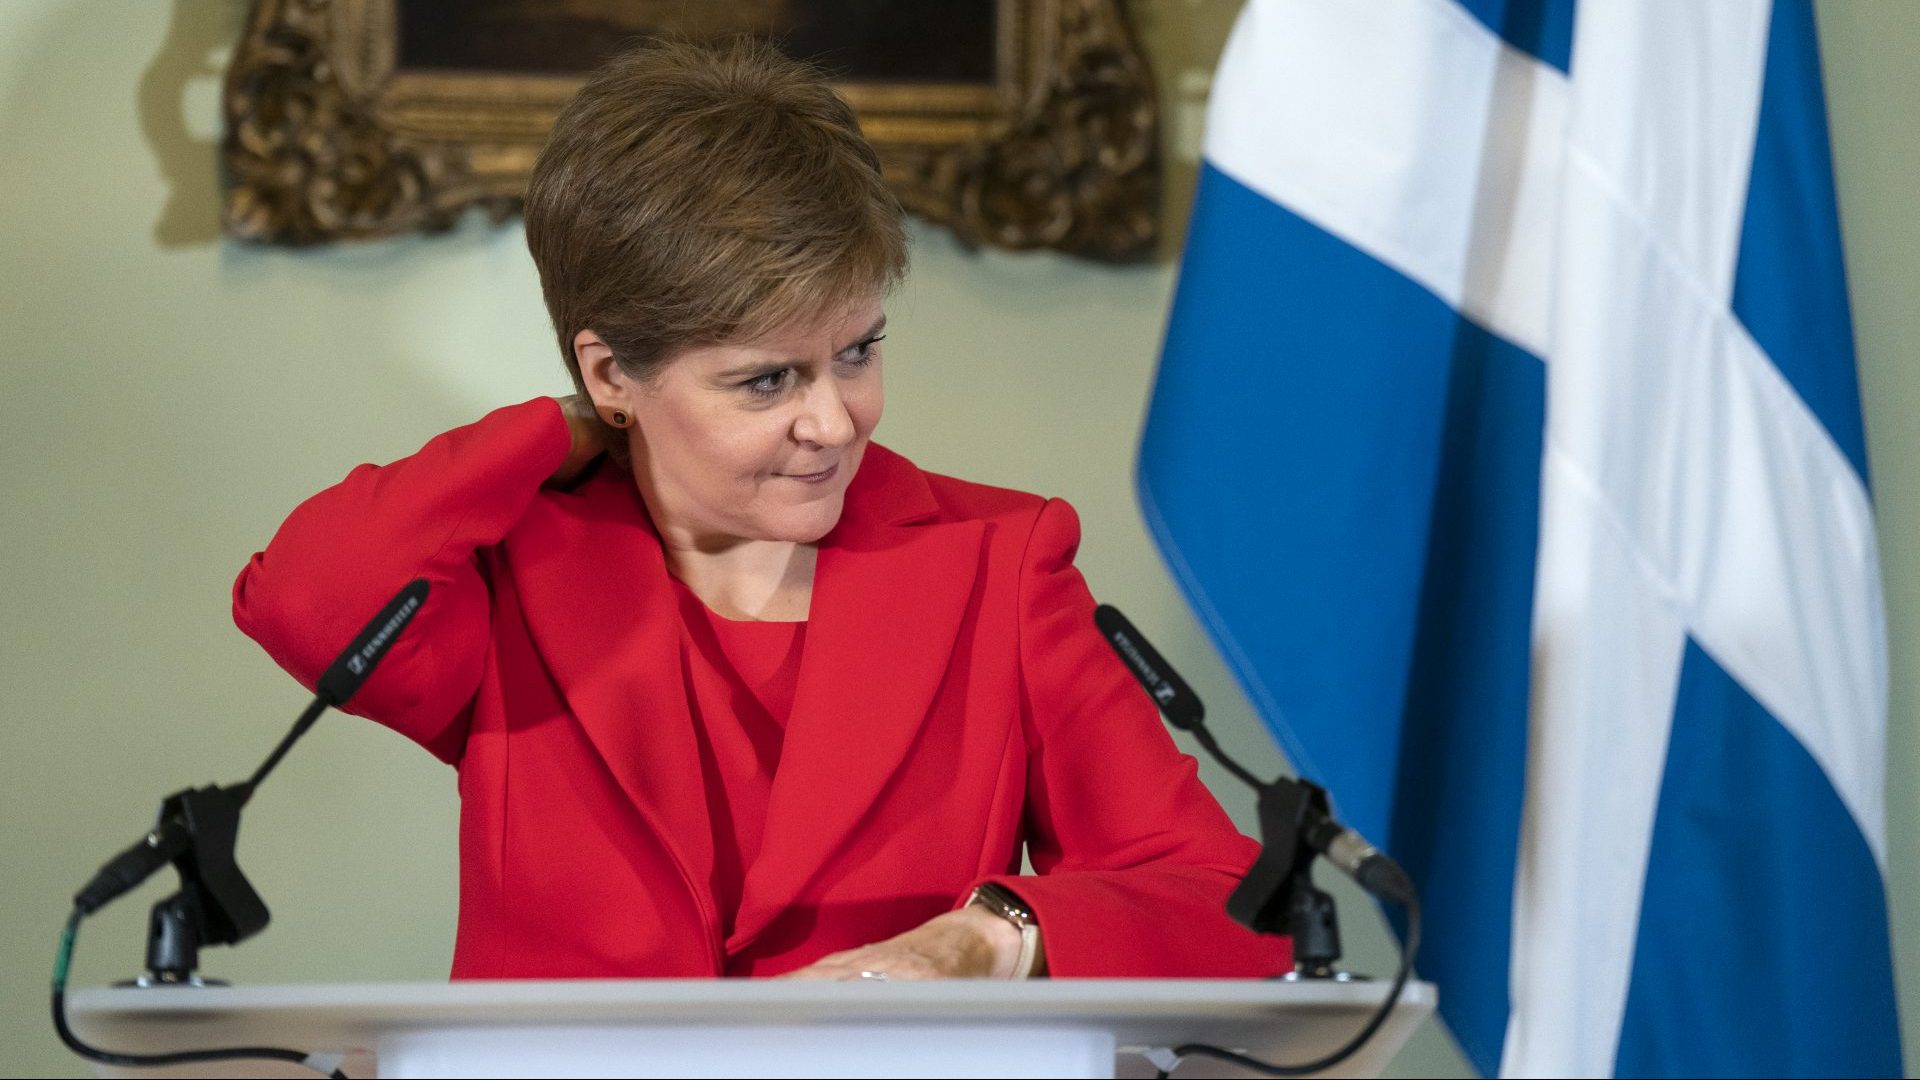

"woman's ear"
[573,329,631,414]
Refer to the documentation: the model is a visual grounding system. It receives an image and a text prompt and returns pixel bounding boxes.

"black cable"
[55,908,349,1076]
[1155,893,1420,1077]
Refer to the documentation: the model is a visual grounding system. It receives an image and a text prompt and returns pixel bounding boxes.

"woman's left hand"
[775,905,1027,981]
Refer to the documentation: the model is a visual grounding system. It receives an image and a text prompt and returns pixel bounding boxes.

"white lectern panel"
[68,977,1435,1079]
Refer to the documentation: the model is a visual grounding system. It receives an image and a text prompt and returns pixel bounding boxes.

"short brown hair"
[525,37,907,393]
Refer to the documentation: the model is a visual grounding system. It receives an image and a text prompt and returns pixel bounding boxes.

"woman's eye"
[742,338,881,398]
[743,369,790,397]
[841,335,885,368]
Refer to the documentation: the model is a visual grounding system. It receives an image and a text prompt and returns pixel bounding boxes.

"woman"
[235,38,1290,981]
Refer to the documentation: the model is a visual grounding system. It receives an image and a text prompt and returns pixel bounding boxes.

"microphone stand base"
[1280,968,1368,982]
[112,974,229,988]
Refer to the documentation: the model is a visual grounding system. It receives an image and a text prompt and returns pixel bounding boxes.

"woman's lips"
[778,463,839,484]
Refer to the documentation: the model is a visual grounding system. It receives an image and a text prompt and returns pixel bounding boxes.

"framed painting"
[222,0,1161,260]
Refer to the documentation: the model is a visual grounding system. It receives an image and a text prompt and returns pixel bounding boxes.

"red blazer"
[234,398,1292,978]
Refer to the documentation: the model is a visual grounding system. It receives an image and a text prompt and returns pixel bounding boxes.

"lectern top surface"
[71,978,1434,1043]
[68,980,1437,1079]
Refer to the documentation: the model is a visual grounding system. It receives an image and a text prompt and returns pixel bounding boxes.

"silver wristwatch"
[966,882,1040,979]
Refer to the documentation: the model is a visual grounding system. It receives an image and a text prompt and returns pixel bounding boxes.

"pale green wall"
[0,3,1912,1077]
[1821,4,1920,1076]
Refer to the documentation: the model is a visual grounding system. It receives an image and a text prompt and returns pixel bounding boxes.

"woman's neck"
[662,535,816,622]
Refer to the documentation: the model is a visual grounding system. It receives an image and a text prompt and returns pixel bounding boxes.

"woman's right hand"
[549,393,612,486]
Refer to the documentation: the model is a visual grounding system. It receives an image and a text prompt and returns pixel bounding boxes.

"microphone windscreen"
[1094,604,1206,730]
[316,579,430,706]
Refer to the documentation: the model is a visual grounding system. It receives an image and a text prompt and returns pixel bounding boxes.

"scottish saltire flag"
[1137,0,1900,1076]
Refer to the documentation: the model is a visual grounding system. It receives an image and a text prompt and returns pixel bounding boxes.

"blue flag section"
[1138,1,1901,1076]
[1141,164,1541,1073]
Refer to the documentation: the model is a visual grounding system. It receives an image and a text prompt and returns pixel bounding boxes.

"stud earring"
[608,409,630,428]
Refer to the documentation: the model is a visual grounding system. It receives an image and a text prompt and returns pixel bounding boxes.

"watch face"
[974,884,1035,924]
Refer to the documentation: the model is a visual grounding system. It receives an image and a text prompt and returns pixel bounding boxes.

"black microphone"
[239,578,431,803]
[1094,604,1204,731]
[316,577,429,707]
[72,579,431,916]
[1094,603,1411,904]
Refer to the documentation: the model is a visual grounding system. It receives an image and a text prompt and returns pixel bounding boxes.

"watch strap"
[967,883,1039,980]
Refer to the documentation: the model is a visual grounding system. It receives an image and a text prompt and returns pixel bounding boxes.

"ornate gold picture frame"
[222,0,1161,261]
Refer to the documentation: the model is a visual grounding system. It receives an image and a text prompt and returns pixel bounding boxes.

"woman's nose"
[793,378,856,448]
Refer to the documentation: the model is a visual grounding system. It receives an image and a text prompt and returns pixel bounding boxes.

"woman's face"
[613,294,886,548]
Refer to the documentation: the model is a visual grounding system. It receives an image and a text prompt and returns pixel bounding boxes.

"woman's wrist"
[950,904,1025,979]
[967,883,1047,979]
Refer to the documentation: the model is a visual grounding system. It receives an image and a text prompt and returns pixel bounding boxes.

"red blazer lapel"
[728,447,985,953]
[502,468,717,929]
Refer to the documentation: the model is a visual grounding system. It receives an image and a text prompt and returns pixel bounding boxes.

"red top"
[233,398,1292,978]
[672,580,805,952]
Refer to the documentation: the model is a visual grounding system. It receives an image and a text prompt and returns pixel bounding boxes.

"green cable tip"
[53,924,74,987]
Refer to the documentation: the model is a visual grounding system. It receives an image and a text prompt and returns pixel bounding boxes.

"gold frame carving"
[221,0,1160,261]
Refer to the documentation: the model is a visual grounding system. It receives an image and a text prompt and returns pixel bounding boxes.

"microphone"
[56,578,436,1077]
[71,579,431,918]
[1093,604,1204,731]
[1094,603,1411,905]
[239,578,430,803]
[1092,611,1423,1075]
[316,577,429,707]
